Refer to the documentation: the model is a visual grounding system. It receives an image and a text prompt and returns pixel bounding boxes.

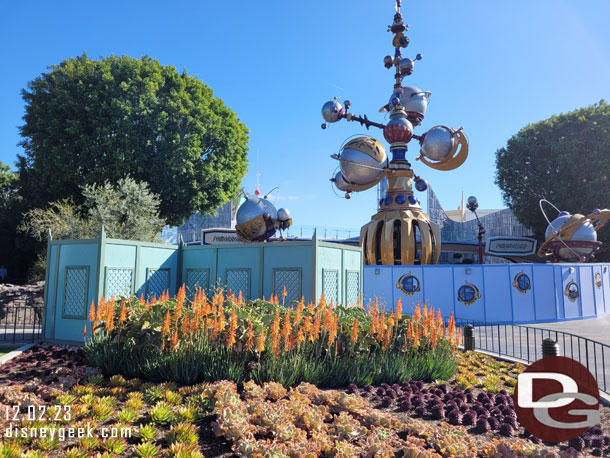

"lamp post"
[466,196,485,264]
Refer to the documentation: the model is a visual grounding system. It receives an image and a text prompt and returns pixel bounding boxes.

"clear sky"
[1,1,609,231]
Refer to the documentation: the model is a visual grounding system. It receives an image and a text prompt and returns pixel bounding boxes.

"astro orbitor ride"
[321,0,469,265]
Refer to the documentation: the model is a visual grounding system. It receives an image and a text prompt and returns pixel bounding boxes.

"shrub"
[85,289,459,387]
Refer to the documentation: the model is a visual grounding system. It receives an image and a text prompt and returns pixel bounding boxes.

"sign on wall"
[202,229,242,245]
[485,236,537,257]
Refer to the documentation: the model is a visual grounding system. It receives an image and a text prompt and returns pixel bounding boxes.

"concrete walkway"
[525,314,610,347]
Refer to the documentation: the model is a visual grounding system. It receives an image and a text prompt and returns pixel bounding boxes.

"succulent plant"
[476,418,490,433]
[150,401,175,426]
[101,437,127,454]
[134,442,163,458]
[568,437,585,452]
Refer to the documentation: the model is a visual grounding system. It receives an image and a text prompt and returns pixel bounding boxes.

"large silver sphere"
[235,195,278,241]
[277,207,290,222]
[467,196,478,207]
[333,171,352,192]
[420,126,456,161]
[321,100,344,123]
[339,137,388,186]
[400,86,429,117]
[545,214,597,242]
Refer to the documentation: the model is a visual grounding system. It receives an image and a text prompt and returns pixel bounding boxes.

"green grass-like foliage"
[85,291,457,388]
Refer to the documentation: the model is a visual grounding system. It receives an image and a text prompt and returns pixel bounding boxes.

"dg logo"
[514,356,600,442]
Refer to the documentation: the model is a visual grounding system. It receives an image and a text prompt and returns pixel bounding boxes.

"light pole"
[466,196,485,264]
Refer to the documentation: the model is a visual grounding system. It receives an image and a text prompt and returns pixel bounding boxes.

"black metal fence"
[0,301,43,343]
[454,317,610,395]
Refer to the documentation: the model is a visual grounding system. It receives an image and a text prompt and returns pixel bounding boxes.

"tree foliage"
[20,178,165,242]
[18,54,249,225]
[495,101,610,260]
[0,161,17,192]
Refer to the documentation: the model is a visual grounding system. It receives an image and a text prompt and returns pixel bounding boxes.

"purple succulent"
[380,383,390,390]
[502,416,518,430]
[474,405,488,417]
[381,396,393,408]
[499,423,514,437]
[568,437,585,452]
[588,426,603,436]
[603,435,610,446]
[430,405,444,420]
[475,418,490,433]
[365,385,374,393]
[414,406,425,417]
[386,389,397,399]
[447,409,462,426]
[591,448,602,457]
[376,387,386,396]
[462,410,477,426]
[399,400,411,412]
[488,417,500,430]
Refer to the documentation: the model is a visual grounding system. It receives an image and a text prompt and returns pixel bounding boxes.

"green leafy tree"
[495,100,610,261]
[0,161,17,193]
[17,54,249,225]
[82,178,165,241]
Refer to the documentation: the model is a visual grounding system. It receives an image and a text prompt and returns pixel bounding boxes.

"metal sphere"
[339,137,388,186]
[400,86,429,117]
[399,58,414,76]
[467,196,478,207]
[383,55,393,69]
[415,179,428,192]
[277,207,290,222]
[420,126,456,161]
[235,195,277,241]
[383,114,413,144]
[321,100,344,123]
[333,171,352,192]
[545,214,597,242]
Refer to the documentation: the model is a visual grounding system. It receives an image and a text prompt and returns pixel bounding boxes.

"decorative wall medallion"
[565,280,579,302]
[396,272,421,296]
[457,281,481,306]
[595,271,602,290]
[512,270,531,294]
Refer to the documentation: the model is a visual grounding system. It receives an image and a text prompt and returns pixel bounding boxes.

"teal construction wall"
[43,230,362,344]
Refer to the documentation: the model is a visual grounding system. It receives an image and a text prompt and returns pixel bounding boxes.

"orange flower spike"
[245,322,254,351]
[162,310,171,337]
[282,285,287,299]
[436,309,443,327]
[139,294,145,305]
[350,317,359,345]
[106,309,115,333]
[146,301,152,312]
[227,310,237,349]
[92,319,98,334]
[88,301,96,322]
[83,324,87,338]
[280,311,292,345]
[176,284,186,307]
[296,328,305,347]
[182,315,191,336]
[312,311,321,341]
[302,315,312,336]
[383,325,392,351]
[327,316,338,346]
[306,301,315,315]
[217,304,225,331]
[407,320,413,341]
[318,291,327,309]
[118,302,127,325]
[237,290,244,307]
[262,295,266,303]
[413,303,421,322]
[256,330,266,352]
[295,301,304,325]
[170,329,179,350]
[422,303,428,322]
[96,296,106,322]
[395,297,403,320]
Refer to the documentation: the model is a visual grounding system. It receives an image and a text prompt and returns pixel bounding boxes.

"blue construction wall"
[43,231,362,343]
[363,263,610,324]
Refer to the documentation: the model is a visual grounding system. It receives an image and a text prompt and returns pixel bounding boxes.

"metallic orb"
[415,179,428,192]
[383,55,393,69]
[321,100,344,123]
[400,86,429,118]
[420,126,456,161]
[399,58,414,75]
[339,136,388,186]
[383,113,413,144]
[277,207,290,222]
[333,171,352,192]
[467,195,478,207]
[545,214,597,242]
[235,195,277,242]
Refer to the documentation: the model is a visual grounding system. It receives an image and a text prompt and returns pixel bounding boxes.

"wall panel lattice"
[146,269,170,299]
[106,268,132,298]
[186,269,210,299]
[273,269,301,305]
[226,269,250,299]
[63,267,89,318]
[346,271,360,307]
[322,269,339,305]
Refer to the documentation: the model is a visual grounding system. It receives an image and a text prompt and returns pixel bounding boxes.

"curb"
[0,343,37,366]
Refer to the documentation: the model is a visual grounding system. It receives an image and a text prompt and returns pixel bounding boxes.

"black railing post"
[463,324,475,351]
[542,338,559,357]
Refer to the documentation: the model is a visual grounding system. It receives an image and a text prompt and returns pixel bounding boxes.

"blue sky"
[1,1,609,231]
